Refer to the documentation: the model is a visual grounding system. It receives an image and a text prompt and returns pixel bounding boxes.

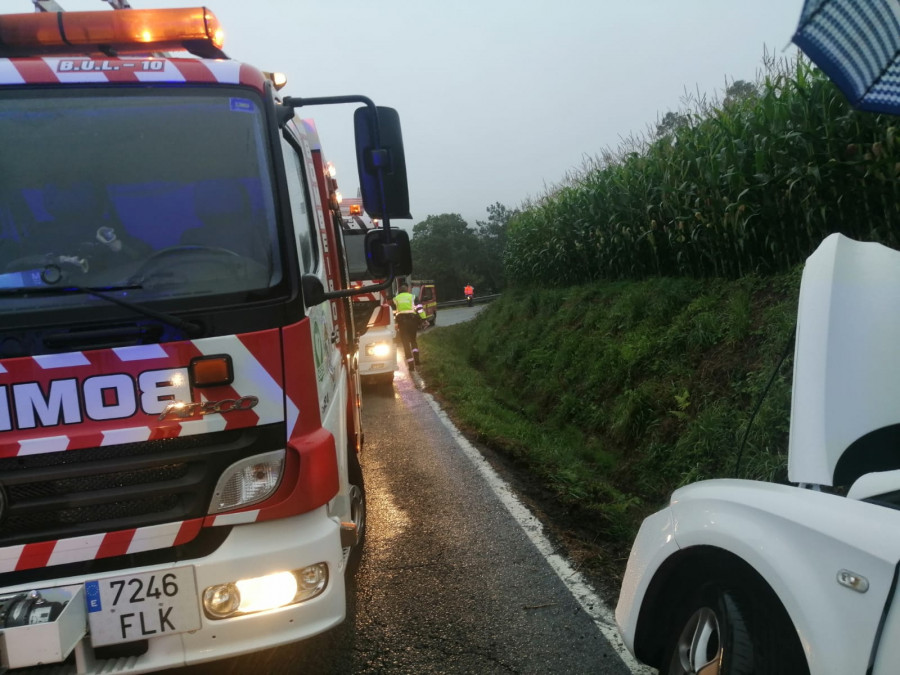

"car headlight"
[208,450,285,513]
[365,342,392,358]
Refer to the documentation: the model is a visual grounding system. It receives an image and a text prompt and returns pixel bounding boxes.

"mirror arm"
[322,269,396,301]
[283,95,376,110]
[302,270,398,307]
[281,94,394,235]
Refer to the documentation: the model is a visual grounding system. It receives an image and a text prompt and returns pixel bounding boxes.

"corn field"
[506,54,900,285]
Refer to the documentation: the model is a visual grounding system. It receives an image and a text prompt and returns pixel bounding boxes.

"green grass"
[417,269,800,571]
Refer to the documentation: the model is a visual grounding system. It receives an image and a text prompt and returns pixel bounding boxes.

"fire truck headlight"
[366,342,392,358]
[202,565,328,619]
[209,450,285,514]
[202,582,241,619]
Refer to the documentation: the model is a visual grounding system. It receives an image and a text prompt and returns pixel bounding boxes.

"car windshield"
[0,88,281,313]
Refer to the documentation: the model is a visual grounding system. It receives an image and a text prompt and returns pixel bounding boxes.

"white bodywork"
[616,235,900,674]
[0,510,346,673]
[789,234,900,485]
[356,302,398,381]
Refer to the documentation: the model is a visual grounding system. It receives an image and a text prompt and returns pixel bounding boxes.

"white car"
[616,234,900,675]
[356,300,397,385]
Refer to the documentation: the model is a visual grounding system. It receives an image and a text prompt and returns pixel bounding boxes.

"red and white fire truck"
[0,4,411,672]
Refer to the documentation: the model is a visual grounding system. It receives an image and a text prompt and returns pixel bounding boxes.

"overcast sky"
[56,1,806,228]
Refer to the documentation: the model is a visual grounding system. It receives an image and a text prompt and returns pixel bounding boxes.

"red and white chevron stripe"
[0,56,266,90]
[0,329,294,458]
[0,518,207,573]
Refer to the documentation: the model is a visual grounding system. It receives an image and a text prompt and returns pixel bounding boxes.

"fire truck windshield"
[0,88,282,310]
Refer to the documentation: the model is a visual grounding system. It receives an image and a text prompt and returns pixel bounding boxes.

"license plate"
[85,567,201,646]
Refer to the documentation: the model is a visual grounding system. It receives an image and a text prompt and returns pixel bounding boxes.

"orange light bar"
[349,204,362,215]
[0,7,225,57]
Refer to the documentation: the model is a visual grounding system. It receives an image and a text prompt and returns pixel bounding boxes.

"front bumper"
[358,338,397,377]
[0,508,346,673]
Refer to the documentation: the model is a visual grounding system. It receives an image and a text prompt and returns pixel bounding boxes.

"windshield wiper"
[0,284,203,338]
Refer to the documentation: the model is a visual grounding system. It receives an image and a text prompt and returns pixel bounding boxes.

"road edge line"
[423,393,652,675]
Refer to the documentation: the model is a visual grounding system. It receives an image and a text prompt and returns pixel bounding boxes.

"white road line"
[423,393,652,674]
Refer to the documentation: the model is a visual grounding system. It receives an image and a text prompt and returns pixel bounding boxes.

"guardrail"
[436,294,501,309]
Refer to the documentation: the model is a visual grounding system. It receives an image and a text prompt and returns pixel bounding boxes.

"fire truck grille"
[0,424,285,547]
[9,464,188,500]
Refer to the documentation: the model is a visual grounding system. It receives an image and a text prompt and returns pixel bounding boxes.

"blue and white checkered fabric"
[793,0,900,114]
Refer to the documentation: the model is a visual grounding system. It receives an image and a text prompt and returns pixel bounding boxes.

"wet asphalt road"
[176,306,636,674]
[432,303,487,326]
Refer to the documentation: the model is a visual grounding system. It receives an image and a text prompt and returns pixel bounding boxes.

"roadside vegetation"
[410,53,898,582]
[506,52,900,284]
[418,271,798,578]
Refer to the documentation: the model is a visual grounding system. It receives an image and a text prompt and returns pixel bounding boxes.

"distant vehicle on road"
[409,279,437,326]
[616,234,900,675]
[343,199,398,385]
[352,289,397,386]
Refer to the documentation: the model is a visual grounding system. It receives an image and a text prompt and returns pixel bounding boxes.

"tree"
[410,205,519,299]
[474,202,519,293]
[655,111,690,139]
[723,79,758,107]
[410,213,482,300]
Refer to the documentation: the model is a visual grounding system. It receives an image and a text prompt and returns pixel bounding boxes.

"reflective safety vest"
[464,285,474,296]
[395,291,416,313]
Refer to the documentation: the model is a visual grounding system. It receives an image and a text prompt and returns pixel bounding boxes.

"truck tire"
[346,449,366,574]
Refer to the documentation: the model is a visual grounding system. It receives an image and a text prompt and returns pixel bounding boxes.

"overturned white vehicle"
[616,234,900,675]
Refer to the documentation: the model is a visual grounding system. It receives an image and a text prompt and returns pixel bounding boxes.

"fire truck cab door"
[280,131,346,452]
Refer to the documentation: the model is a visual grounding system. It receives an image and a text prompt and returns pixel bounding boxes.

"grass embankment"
[417,270,800,581]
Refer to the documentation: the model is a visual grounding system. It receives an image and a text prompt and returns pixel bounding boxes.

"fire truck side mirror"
[342,230,370,282]
[365,228,412,278]
[354,106,412,220]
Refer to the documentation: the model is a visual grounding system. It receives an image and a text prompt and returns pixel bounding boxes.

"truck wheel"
[663,583,755,675]
[346,449,366,573]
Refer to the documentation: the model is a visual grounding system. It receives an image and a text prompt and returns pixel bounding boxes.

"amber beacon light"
[0,7,226,58]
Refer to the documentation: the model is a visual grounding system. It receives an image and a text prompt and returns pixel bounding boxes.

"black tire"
[662,579,809,675]
[345,449,366,574]
[663,583,756,675]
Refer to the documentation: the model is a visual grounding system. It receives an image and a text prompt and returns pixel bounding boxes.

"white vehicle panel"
[615,508,677,654]
[668,480,899,675]
[873,589,900,675]
[618,478,900,674]
[789,234,900,486]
